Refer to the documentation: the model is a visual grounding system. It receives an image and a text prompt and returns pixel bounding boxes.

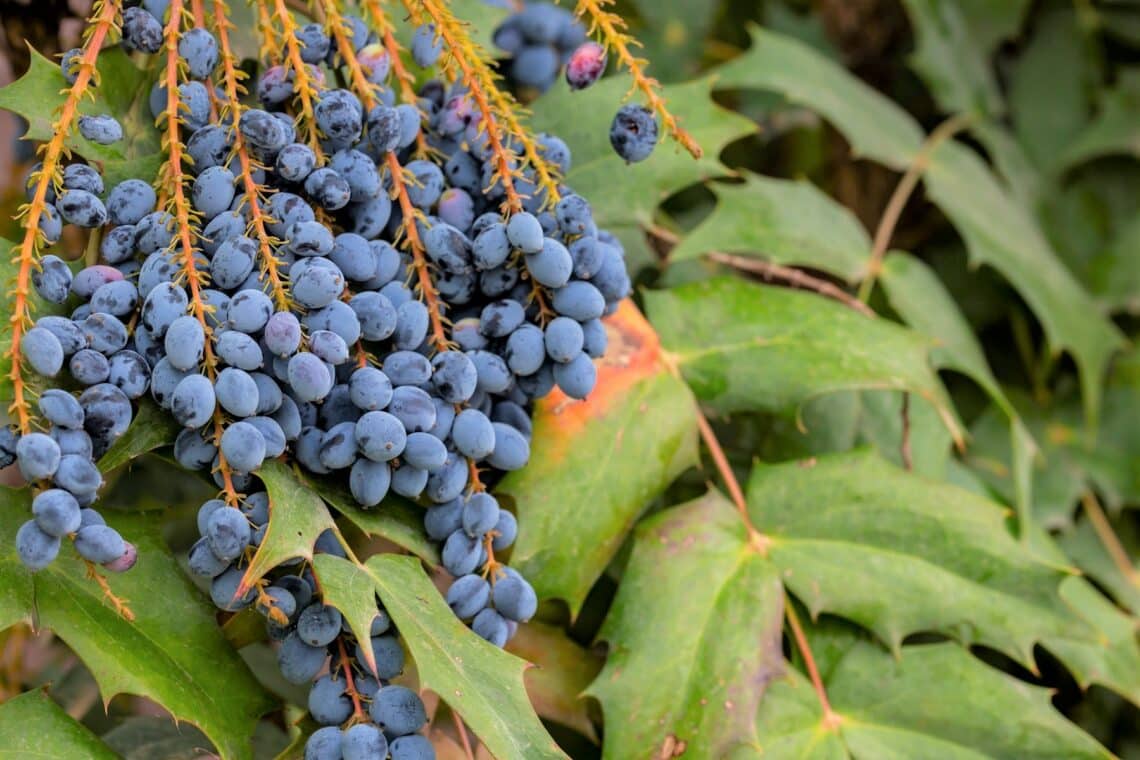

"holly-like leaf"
[101,716,289,760]
[361,554,568,759]
[239,460,337,594]
[879,251,1015,420]
[669,172,870,282]
[97,399,181,473]
[900,0,1004,118]
[645,277,962,443]
[501,301,698,617]
[528,72,755,269]
[1057,516,1140,615]
[1057,80,1140,171]
[756,636,1109,759]
[505,622,602,742]
[0,46,162,186]
[716,26,1124,426]
[0,489,274,760]
[586,491,784,760]
[745,450,1140,704]
[0,690,118,759]
[311,554,383,677]
[313,478,439,565]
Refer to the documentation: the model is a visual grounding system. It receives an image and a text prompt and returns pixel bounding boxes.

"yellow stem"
[573,0,701,158]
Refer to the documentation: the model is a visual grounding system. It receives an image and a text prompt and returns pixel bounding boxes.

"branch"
[785,603,841,731]
[1081,491,1139,588]
[7,0,119,434]
[573,0,701,158]
[858,113,972,302]
[705,251,875,318]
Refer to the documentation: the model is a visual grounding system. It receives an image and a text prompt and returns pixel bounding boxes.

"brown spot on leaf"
[658,734,687,758]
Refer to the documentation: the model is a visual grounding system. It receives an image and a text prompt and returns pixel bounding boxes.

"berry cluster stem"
[270,0,325,155]
[573,0,702,158]
[413,0,526,215]
[211,0,292,311]
[162,0,240,506]
[6,0,119,435]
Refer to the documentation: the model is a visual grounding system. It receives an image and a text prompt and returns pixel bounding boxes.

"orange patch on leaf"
[538,299,665,433]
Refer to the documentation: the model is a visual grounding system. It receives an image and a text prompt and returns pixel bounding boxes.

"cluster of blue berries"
[31,6,635,757]
[491,1,659,163]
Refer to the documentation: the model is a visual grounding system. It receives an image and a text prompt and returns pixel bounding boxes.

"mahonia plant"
[1,0,697,756]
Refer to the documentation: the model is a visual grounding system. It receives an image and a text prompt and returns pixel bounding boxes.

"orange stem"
[7,0,118,434]
[211,0,291,311]
[416,0,525,214]
[785,603,841,730]
[271,0,324,155]
[384,153,451,353]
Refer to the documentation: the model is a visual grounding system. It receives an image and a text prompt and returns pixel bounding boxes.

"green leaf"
[668,172,870,282]
[501,302,699,616]
[879,251,1012,417]
[645,277,962,443]
[0,490,274,760]
[744,450,1140,704]
[716,26,1124,426]
[0,47,162,186]
[312,478,439,565]
[756,637,1110,759]
[240,460,337,594]
[102,716,289,760]
[528,73,755,269]
[360,554,567,759]
[97,399,181,473]
[1009,8,1096,171]
[310,554,383,677]
[0,690,118,759]
[1057,79,1140,171]
[854,390,953,478]
[900,0,1003,118]
[628,0,719,81]
[505,622,602,741]
[1057,516,1140,614]
[586,491,784,760]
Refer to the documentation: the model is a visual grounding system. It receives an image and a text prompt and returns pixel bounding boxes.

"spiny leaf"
[716,26,1124,427]
[528,72,755,268]
[756,634,1110,759]
[501,301,699,617]
[645,277,962,443]
[505,621,603,742]
[669,172,871,282]
[1008,8,1097,172]
[745,450,1140,704]
[879,251,1012,417]
[313,478,439,565]
[240,460,337,594]
[0,490,274,760]
[0,690,118,759]
[0,46,162,186]
[1057,516,1140,615]
[1057,80,1140,171]
[97,399,181,473]
[311,554,383,677]
[361,554,568,759]
[900,0,1003,118]
[586,491,784,760]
